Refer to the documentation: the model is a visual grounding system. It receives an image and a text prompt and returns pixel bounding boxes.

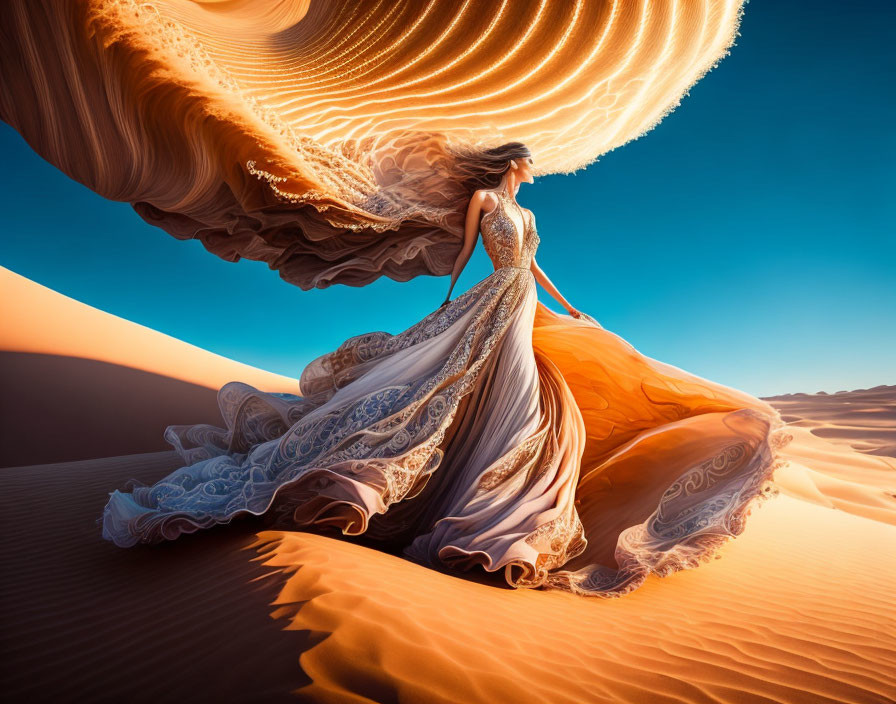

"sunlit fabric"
[0,0,746,288]
[99,184,792,597]
[1,0,793,597]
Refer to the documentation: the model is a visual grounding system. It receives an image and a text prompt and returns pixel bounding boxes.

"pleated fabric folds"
[101,270,791,597]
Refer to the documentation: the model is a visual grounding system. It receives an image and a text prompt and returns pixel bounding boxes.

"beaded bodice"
[480,190,540,270]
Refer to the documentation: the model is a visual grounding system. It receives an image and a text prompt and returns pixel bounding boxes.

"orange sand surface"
[1,269,894,702]
[0,266,299,466]
[763,386,896,459]
[1,266,299,393]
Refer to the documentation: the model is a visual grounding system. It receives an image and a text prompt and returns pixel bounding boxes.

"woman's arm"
[530,256,584,319]
[441,191,486,306]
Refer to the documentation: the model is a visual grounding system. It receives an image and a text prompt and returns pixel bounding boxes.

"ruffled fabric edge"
[97,269,533,548]
[534,410,794,598]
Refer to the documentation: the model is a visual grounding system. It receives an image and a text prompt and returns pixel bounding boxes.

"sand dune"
[253,485,896,703]
[763,385,896,458]
[0,266,299,467]
[0,451,310,702]
[1,426,893,703]
[0,266,299,393]
[250,424,896,703]
[1,266,894,702]
[0,352,226,467]
[770,423,896,525]
[2,2,890,696]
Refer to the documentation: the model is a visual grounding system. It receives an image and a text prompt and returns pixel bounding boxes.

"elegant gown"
[101,190,792,598]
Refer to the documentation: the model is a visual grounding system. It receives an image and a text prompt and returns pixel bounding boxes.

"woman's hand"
[531,258,585,321]
[567,306,604,329]
[529,257,599,326]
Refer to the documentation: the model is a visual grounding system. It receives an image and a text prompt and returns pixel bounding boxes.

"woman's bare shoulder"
[472,188,499,215]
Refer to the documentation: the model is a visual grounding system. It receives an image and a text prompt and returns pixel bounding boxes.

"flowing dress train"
[101,190,792,597]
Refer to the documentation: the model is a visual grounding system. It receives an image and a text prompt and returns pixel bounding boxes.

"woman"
[101,142,792,598]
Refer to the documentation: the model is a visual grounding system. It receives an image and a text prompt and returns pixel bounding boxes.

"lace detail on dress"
[101,265,535,547]
[100,178,794,603]
[476,433,546,494]
[543,411,794,598]
[480,190,540,270]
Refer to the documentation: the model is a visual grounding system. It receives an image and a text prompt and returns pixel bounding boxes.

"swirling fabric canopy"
[0,0,745,288]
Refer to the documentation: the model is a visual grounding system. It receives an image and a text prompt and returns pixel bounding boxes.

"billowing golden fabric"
[532,304,791,594]
[101,189,791,598]
[0,0,747,288]
[0,0,788,598]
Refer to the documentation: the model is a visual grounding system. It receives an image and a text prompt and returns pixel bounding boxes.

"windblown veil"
[0,0,746,288]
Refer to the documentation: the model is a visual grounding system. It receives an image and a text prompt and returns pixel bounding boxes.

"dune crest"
[0,266,297,393]
[0,266,298,466]
[248,424,896,703]
[763,385,896,458]
[1,261,894,700]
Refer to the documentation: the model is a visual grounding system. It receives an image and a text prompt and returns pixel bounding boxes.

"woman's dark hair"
[450,141,532,195]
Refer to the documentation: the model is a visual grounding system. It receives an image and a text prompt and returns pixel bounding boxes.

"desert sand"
[1,268,894,703]
[764,386,896,459]
[0,266,298,467]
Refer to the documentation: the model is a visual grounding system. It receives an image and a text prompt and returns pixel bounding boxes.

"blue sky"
[2,0,894,397]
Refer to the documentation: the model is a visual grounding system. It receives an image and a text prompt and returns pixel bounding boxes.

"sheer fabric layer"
[101,280,791,597]
[101,194,791,597]
[2,0,747,288]
[102,268,539,547]
[530,304,791,595]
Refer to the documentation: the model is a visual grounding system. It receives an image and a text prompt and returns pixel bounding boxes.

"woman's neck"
[498,175,517,201]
